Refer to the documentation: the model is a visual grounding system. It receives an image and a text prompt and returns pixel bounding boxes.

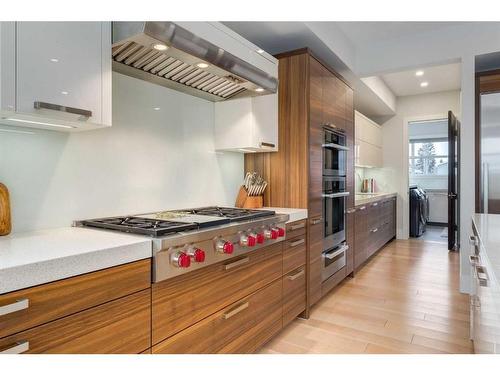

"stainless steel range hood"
[112,22,278,102]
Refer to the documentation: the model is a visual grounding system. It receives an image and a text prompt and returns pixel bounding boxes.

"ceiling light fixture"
[256,49,265,54]
[50,58,59,63]
[420,82,429,87]
[255,87,264,92]
[153,107,161,111]
[61,91,69,95]
[415,70,424,76]
[152,43,168,51]
[2,117,75,129]
[196,62,209,69]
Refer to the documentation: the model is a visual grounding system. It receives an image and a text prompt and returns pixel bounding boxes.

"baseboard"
[427,222,447,227]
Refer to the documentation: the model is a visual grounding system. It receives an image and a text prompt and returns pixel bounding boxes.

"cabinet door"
[354,206,368,269]
[253,94,279,150]
[356,139,383,168]
[15,22,109,125]
[322,68,345,130]
[308,216,323,307]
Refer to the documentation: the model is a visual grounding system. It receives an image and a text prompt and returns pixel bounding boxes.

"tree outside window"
[409,139,448,176]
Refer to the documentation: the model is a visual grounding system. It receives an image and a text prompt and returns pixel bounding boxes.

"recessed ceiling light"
[196,62,209,69]
[255,87,264,92]
[256,49,265,54]
[152,43,168,51]
[415,70,424,76]
[61,91,68,95]
[153,107,161,111]
[50,58,59,63]
[420,82,429,87]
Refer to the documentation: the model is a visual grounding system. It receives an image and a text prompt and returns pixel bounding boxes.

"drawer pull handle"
[0,340,29,354]
[0,299,29,317]
[469,235,478,246]
[34,101,92,118]
[359,206,366,211]
[371,228,378,233]
[311,218,322,225]
[223,302,249,320]
[289,239,305,248]
[224,257,250,270]
[469,255,479,265]
[346,209,356,214]
[372,202,378,207]
[287,269,305,281]
[290,223,305,231]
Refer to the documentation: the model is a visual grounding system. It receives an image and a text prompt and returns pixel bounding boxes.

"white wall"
[0,73,244,233]
[380,90,460,238]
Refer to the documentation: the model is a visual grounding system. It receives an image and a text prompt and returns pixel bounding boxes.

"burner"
[81,216,198,237]
[173,206,275,222]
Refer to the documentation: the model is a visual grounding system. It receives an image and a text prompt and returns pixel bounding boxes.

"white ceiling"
[380,62,461,97]
[336,22,468,48]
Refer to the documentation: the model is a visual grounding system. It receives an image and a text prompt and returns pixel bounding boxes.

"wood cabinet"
[355,110,383,168]
[152,279,282,354]
[0,260,151,354]
[353,197,396,270]
[214,94,278,152]
[0,21,112,131]
[245,48,354,313]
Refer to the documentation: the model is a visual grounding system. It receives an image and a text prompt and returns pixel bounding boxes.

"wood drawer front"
[286,220,306,239]
[0,259,151,339]
[0,289,151,354]
[152,279,283,354]
[283,266,306,326]
[152,242,283,345]
[283,234,307,274]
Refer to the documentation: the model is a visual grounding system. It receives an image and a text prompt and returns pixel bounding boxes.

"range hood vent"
[112,22,278,102]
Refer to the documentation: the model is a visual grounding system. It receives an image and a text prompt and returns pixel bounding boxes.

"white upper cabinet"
[0,22,111,131]
[355,110,383,167]
[214,93,278,152]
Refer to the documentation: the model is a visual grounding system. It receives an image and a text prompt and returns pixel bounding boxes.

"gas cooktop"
[79,206,275,237]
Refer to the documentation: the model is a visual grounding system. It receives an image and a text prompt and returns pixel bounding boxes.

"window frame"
[409,137,449,176]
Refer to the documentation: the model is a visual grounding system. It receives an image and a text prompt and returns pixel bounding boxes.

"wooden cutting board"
[0,183,11,236]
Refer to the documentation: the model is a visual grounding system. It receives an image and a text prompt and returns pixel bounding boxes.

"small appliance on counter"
[235,172,268,209]
[361,178,376,193]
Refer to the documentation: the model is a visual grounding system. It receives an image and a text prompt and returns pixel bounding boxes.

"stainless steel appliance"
[321,127,349,281]
[111,22,278,102]
[322,127,348,176]
[77,206,288,283]
[322,243,349,282]
[322,176,348,249]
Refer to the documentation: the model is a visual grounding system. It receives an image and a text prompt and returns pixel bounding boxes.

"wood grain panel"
[152,243,283,344]
[286,219,306,239]
[354,206,369,270]
[0,259,151,338]
[478,72,500,94]
[152,279,282,354]
[283,234,307,275]
[0,289,151,354]
[283,265,306,326]
[308,216,323,308]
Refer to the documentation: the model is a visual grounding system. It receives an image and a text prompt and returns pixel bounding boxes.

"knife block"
[235,186,263,209]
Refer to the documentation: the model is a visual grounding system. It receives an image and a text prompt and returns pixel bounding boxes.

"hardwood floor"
[260,239,472,354]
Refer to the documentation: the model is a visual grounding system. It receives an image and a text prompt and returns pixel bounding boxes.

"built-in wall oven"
[321,127,350,281]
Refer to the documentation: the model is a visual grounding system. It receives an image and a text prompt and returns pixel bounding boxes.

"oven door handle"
[324,244,349,259]
[322,192,350,199]
[322,143,350,151]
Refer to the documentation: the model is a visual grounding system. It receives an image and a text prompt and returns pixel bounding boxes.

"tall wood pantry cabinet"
[244,48,355,316]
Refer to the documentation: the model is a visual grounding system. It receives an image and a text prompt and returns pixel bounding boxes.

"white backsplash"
[0,73,244,233]
[355,166,396,193]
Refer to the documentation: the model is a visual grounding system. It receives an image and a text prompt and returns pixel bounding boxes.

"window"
[409,139,448,176]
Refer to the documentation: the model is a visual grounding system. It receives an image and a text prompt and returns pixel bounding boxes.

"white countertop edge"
[0,240,152,294]
[259,207,308,223]
[355,192,397,207]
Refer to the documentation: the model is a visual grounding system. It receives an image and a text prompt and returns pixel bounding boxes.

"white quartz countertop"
[472,214,500,286]
[355,192,397,206]
[0,227,152,294]
[259,207,308,223]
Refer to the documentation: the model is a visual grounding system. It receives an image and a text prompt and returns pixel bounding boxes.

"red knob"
[256,232,265,244]
[192,248,205,263]
[270,228,279,240]
[222,241,234,254]
[247,235,256,247]
[174,252,191,268]
[277,227,285,237]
